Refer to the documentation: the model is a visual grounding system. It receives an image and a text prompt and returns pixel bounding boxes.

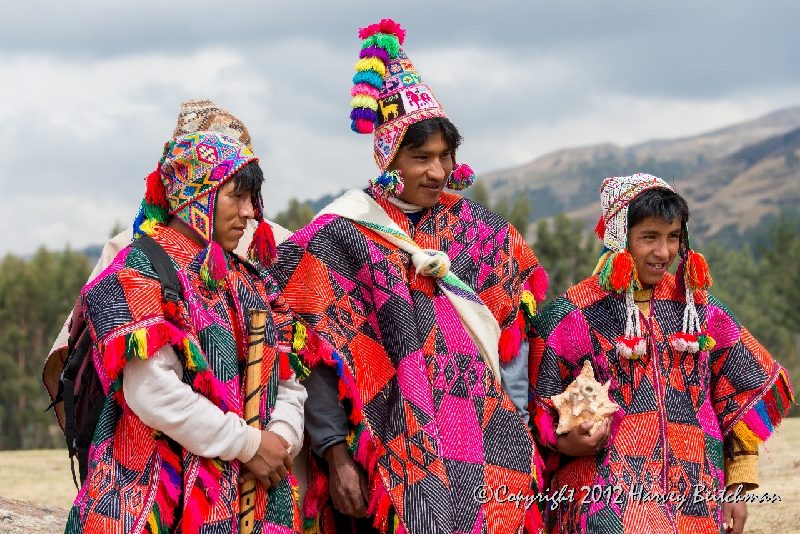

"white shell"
[551,360,620,436]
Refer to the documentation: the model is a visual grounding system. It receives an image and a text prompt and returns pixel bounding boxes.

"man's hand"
[554,419,611,456]
[324,442,370,518]
[722,484,748,534]
[241,430,292,489]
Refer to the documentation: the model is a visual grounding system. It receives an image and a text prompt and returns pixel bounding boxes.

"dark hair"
[627,187,690,229]
[399,117,463,152]
[231,161,264,196]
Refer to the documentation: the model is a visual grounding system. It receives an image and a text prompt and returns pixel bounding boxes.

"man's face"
[389,132,454,208]
[627,216,682,288]
[213,179,254,252]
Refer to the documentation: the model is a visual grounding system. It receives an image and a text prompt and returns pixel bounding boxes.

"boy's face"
[389,132,454,208]
[213,179,255,252]
[627,216,682,288]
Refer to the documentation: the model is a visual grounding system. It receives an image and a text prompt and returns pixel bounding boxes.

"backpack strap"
[129,235,182,302]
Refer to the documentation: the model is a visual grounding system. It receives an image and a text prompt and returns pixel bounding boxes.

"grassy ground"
[1,420,799,531]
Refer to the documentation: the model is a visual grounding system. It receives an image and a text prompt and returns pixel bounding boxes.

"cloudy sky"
[1,0,799,255]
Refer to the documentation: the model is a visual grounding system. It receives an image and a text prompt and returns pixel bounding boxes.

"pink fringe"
[533,403,559,449]
[366,476,392,532]
[193,371,229,412]
[303,453,329,519]
[742,407,772,441]
[154,438,182,528]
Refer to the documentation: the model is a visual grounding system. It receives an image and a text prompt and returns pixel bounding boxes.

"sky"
[2,0,799,255]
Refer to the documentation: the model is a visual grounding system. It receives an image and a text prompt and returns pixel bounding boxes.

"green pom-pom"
[698,334,716,351]
[361,33,401,59]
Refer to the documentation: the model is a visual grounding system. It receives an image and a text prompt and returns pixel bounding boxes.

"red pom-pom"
[145,168,169,210]
[248,220,278,266]
[608,250,638,292]
[595,215,606,240]
[358,18,406,44]
[684,249,712,291]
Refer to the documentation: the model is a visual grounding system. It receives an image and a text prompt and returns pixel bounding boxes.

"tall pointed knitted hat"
[349,19,475,193]
[132,131,277,288]
[593,173,714,358]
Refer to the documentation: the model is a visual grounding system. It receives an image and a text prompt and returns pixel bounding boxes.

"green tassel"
[289,351,310,380]
[361,33,401,58]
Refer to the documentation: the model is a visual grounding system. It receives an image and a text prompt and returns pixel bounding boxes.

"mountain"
[477,107,800,242]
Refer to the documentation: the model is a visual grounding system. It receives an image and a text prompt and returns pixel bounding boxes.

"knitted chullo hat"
[349,19,475,195]
[173,98,254,153]
[592,173,714,359]
[132,131,277,288]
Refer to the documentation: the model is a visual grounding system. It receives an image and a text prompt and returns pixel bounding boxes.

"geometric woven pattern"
[274,190,545,534]
[530,273,792,534]
[64,225,299,534]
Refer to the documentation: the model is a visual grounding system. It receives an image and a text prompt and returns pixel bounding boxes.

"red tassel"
[278,352,292,380]
[684,250,712,291]
[248,220,278,266]
[594,214,606,240]
[145,169,169,210]
[607,250,639,292]
[499,316,524,364]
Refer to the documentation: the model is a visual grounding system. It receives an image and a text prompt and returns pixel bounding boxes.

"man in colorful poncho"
[272,19,548,534]
[64,131,306,533]
[529,173,794,534]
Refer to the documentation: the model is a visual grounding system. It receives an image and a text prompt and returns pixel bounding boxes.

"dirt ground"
[1,420,799,532]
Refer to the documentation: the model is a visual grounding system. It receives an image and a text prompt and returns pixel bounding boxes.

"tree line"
[0,194,796,449]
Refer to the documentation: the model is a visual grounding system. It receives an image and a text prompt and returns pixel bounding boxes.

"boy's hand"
[722,484,748,534]
[555,419,611,456]
[240,430,292,489]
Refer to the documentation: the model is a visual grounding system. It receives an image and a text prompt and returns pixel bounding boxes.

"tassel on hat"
[670,248,715,354]
[446,163,475,191]
[369,170,404,198]
[133,167,170,239]
[350,19,406,134]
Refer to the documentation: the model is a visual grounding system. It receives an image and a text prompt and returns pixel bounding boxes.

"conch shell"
[551,361,619,436]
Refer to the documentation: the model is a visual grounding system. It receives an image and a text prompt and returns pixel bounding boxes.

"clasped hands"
[239,430,293,489]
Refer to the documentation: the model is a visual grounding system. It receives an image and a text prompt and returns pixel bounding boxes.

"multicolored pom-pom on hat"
[349,19,450,171]
[132,130,277,288]
[592,173,714,355]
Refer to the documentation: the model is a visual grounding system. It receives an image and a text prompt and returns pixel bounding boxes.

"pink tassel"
[248,219,278,266]
[531,266,548,304]
[533,407,559,449]
[303,453,329,519]
[200,241,228,288]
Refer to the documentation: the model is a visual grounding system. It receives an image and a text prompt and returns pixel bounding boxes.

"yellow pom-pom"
[350,94,378,111]
[354,57,387,77]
